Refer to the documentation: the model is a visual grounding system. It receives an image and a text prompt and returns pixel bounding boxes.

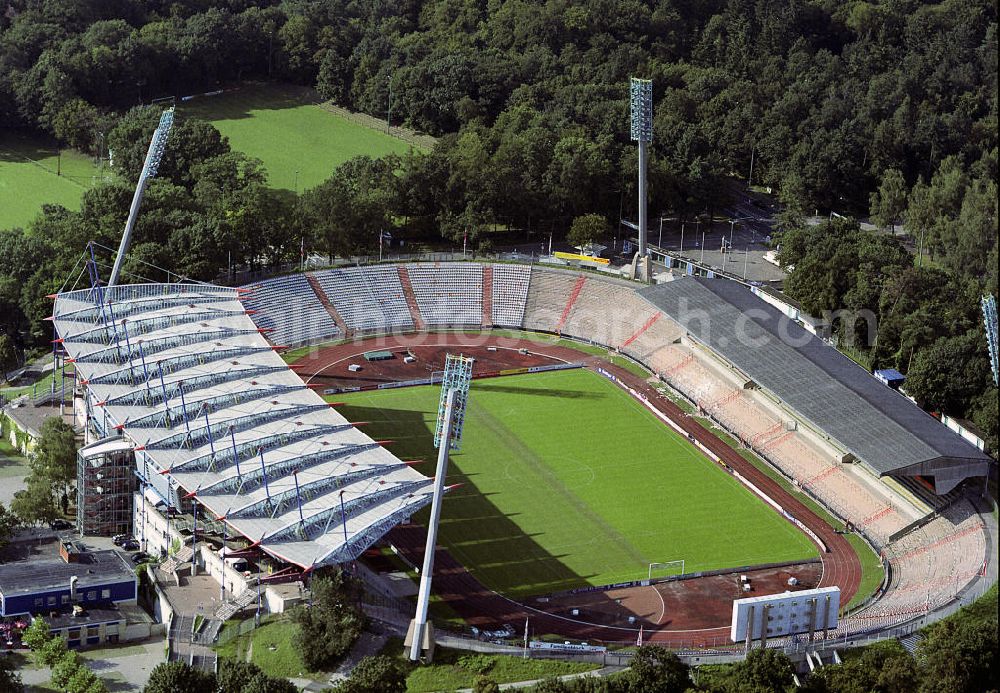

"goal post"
[648,560,685,581]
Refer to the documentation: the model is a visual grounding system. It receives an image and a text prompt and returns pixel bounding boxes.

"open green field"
[336,368,818,597]
[179,83,418,192]
[0,131,101,229]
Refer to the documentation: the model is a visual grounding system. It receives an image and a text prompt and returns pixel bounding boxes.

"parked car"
[49,519,73,531]
[130,552,151,564]
[112,534,133,546]
[121,539,140,551]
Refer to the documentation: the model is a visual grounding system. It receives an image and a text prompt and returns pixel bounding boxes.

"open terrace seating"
[406,263,483,326]
[312,266,413,333]
[242,274,341,346]
[561,280,658,348]
[522,270,583,333]
[491,264,531,327]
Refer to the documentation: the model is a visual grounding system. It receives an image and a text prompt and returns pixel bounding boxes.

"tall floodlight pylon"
[108,108,175,286]
[982,294,998,385]
[630,78,653,261]
[407,354,474,662]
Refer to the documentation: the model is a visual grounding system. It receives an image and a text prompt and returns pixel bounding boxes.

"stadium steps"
[899,633,923,653]
[621,311,661,349]
[214,586,259,620]
[663,353,695,378]
[556,276,587,333]
[396,266,426,330]
[749,422,783,447]
[160,545,195,574]
[481,265,494,328]
[894,474,964,511]
[759,430,794,453]
[860,505,893,528]
[305,273,348,332]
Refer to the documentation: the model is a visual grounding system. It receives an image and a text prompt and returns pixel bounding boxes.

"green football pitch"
[178,83,419,192]
[336,368,818,597]
[0,131,101,229]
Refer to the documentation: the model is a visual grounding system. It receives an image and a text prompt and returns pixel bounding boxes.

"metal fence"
[214,612,279,646]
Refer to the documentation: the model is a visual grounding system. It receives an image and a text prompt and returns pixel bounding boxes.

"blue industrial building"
[0,544,138,647]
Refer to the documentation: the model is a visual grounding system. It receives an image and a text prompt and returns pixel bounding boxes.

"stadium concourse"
[237,261,995,645]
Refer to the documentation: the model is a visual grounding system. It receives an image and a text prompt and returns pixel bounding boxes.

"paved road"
[0,445,30,506]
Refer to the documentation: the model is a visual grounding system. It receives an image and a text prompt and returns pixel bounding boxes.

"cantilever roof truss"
[53,283,436,569]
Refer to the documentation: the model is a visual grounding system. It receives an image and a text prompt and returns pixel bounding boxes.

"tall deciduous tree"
[870,168,908,234]
[31,417,78,498]
[10,477,58,527]
[625,645,690,693]
[335,655,406,693]
[293,570,366,672]
[0,334,17,381]
[143,662,216,693]
[567,214,608,251]
[0,503,19,552]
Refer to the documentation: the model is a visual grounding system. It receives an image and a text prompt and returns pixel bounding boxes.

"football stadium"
[51,261,994,649]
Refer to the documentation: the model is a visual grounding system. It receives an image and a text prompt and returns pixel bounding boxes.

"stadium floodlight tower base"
[408,354,474,662]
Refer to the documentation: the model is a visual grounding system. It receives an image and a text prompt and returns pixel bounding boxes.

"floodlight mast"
[982,294,998,385]
[408,354,474,662]
[630,78,653,260]
[108,108,175,287]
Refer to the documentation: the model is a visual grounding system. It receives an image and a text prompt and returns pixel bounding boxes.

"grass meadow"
[0,131,101,229]
[178,83,418,192]
[335,368,818,597]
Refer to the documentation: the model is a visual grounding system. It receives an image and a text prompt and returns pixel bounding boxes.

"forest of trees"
[0,0,996,437]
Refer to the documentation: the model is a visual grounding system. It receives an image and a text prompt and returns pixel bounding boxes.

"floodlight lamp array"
[145,108,175,179]
[434,354,474,450]
[982,294,998,385]
[630,78,653,142]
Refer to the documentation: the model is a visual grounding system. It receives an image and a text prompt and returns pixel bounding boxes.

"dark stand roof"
[0,550,135,598]
[641,277,990,481]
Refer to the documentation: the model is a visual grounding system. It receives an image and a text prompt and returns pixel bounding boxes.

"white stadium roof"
[53,283,437,569]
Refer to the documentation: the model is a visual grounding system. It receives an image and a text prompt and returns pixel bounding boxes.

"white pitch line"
[655,584,667,624]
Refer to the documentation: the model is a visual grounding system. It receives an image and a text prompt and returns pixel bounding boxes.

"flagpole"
[523,616,529,659]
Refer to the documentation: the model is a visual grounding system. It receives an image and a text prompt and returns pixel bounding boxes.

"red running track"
[305,333,863,645]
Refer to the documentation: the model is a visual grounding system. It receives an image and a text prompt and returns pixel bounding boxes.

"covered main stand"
[641,277,992,494]
[52,280,439,574]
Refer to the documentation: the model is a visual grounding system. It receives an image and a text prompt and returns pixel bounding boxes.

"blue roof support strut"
[203,406,215,459]
[136,339,150,387]
[258,448,271,508]
[177,380,192,438]
[293,470,305,524]
[157,367,170,425]
[229,426,242,481]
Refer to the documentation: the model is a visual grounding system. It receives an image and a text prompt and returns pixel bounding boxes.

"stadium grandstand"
[53,283,437,573]
[233,261,993,638]
[642,278,991,495]
[53,262,993,640]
